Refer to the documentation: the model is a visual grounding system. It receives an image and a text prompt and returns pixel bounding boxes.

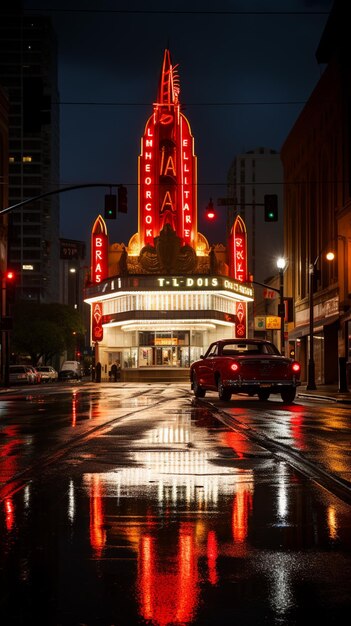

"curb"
[297,392,351,404]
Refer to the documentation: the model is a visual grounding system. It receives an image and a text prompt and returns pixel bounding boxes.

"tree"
[11,302,86,365]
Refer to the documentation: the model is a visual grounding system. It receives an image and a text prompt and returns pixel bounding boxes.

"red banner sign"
[92,302,103,342]
[235,301,247,338]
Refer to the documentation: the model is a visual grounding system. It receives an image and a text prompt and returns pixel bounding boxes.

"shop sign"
[266,316,281,329]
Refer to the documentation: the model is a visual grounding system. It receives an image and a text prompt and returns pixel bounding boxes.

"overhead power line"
[23,8,330,15]
[56,100,307,107]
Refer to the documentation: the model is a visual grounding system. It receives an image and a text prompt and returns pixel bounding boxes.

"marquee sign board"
[85,274,254,301]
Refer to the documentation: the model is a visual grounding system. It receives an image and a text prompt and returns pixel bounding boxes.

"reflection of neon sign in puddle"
[79,412,255,624]
[82,467,254,625]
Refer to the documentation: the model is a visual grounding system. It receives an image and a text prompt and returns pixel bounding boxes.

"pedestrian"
[111,361,119,382]
[95,361,102,383]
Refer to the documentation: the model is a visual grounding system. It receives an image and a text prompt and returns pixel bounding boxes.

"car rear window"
[222,345,261,355]
[222,343,278,356]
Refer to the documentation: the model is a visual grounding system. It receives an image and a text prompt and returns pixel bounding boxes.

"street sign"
[266,316,281,329]
[254,315,281,330]
[254,316,266,330]
[217,197,236,206]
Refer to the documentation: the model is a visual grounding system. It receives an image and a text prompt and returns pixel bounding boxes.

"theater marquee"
[85,274,253,302]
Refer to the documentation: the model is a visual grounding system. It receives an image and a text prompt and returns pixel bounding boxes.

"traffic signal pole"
[0,182,128,387]
[0,182,127,216]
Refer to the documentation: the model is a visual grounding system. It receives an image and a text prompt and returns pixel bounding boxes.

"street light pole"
[279,268,285,355]
[307,250,335,390]
[276,257,286,356]
[307,262,316,390]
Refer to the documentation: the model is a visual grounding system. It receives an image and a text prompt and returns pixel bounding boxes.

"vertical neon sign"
[228,215,248,282]
[90,215,108,343]
[228,215,248,338]
[138,49,197,249]
[91,215,108,284]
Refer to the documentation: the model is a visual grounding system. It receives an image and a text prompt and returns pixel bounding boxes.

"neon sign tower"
[86,49,254,370]
[138,49,197,250]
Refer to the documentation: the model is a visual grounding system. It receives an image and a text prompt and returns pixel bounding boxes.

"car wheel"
[218,377,232,401]
[192,373,206,398]
[281,388,296,404]
[258,389,270,401]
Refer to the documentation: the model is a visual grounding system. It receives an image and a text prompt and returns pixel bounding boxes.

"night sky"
[23,0,333,253]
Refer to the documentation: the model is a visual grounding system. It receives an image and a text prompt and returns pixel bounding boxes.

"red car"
[190,339,301,404]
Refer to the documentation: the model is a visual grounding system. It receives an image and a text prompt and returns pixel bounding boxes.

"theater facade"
[84,49,254,380]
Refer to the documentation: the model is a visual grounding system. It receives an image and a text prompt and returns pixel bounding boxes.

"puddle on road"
[1,400,351,625]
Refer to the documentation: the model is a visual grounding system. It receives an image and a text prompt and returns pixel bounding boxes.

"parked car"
[190,338,301,404]
[9,365,36,385]
[36,366,58,383]
[59,360,82,380]
[27,365,42,384]
[58,369,78,381]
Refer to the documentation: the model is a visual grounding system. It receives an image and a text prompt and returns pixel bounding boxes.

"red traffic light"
[205,198,216,220]
[5,270,16,281]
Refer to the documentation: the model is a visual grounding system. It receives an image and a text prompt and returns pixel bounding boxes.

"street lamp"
[69,267,79,310]
[307,250,335,390]
[276,257,286,355]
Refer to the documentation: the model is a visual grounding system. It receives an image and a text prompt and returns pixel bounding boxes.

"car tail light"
[230,362,240,372]
[292,362,300,373]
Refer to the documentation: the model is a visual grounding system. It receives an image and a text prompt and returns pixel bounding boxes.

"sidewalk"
[297,383,351,404]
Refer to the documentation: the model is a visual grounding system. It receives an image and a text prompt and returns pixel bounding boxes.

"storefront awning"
[288,314,340,339]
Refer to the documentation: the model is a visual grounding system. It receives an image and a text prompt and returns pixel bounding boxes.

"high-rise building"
[227,147,284,286]
[282,0,350,387]
[0,3,60,303]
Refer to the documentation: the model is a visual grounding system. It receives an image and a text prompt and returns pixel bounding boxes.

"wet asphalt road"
[0,382,351,625]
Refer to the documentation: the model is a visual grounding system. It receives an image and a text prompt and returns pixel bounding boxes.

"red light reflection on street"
[232,483,253,543]
[289,409,306,450]
[138,523,198,625]
[5,497,14,531]
[89,475,106,557]
[207,530,218,585]
[223,430,250,459]
[0,427,23,486]
[71,390,78,427]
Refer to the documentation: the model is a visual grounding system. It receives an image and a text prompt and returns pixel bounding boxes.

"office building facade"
[282,0,351,386]
[0,4,60,303]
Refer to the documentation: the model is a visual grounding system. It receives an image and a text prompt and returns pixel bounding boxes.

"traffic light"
[5,270,15,282]
[104,194,117,219]
[264,194,278,222]
[4,269,16,308]
[118,185,128,213]
[205,198,216,220]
